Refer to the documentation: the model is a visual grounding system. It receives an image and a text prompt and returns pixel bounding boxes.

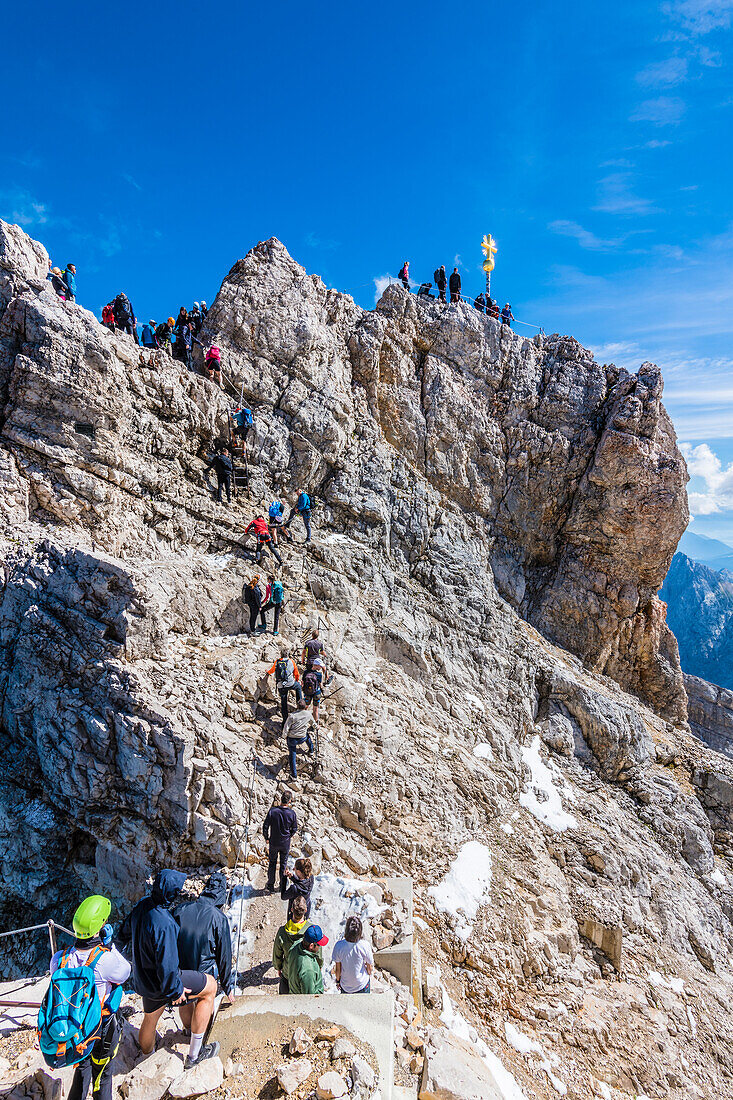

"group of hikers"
[263,630,328,777]
[44,800,373,1100]
[398,260,514,325]
[46,260,77,302]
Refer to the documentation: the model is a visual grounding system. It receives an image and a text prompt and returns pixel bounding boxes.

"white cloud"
[594,172,658,215]
[631,96,686,125]
[645,138,673,148]
[0,188,49,227]
[664,0,733,36]
[680,442,733,513]
[374,273,396,302]
[548,220,622,250]
[636,57,689,86]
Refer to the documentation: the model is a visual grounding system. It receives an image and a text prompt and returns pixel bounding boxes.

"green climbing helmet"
[72,895,111,939]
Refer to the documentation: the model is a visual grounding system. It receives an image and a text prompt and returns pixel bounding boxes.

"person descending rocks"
[207,447,233,505]
[231,403,254,446]
[473,291,486,312]
[116,870,219,1068]
[398,261,410,290]
[267,646,303,722]
[113,292,135,336]
[101,302,115,331]
[244,574,263,634]
[281,857,314,920]
[260,573,285,634]
[283,698,316,779]
[332,915,374,995]
[205,345,222,385]
[272,896,317,994]
[174,871,235,1008]
[284,489,312,544]
[41,895,130,1100]
[245,515,283,566]
[501,303,514,327]
[141,320,157,350]
[63,263,77,303]
[433,265,447,303]
[267,499,291,547]
[288,925,328,995]
[449,267,462,303]
[263,790,298,892]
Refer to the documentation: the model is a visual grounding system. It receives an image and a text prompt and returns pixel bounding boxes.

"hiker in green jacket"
[288,925,328,994]
[272,897,322,993]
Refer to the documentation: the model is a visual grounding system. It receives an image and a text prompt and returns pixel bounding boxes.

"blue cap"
[304,925,328,947]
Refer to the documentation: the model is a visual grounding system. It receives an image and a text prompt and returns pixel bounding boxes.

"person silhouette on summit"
[449,268,462,303]
[398,261,410,290]
[433,265,447,303]
[62,263,77,302]
[501,303,514,327]
[473,292,486,312]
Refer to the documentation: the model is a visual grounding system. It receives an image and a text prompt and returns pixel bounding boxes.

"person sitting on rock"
[501,303,514,327]
[281,857,314,921]
[47,895,130,1100]
[282,698,316,779]
[207,447,233,505]
[473,292,486,312]
[267,646,303,722]
[260,573,285,635]
[263,790,298,892]
[244,574,263,634]
[288,924,329,995]
[272,895,316,994]
[116,870,220,1069]
[173,871,236,1009]
[332,915,374,994]
[417,282,434,299]
[284,490,312,544]
[246,515,283,566]
[205,345,223,385]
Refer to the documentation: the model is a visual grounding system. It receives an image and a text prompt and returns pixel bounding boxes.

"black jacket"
[434,268,447,289]
[174,873,234,995]
[281,874,313,920]
[117,869,187,1003]
[449,272,461,292]
[211,453,233,479]
[244,583,262,609]
[263,805,298,850]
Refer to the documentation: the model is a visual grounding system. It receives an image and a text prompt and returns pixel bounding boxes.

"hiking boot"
[185,1041,220,1071]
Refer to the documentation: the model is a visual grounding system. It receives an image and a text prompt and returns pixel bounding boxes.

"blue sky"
[2,0,732,544]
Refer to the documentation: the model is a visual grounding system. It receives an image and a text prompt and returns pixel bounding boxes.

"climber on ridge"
[433,264,447,303]
[260,573,285,634]
[473,291,486,312]
[63,263,77,303]
[267,646,303,722]
[156,318,174,352]
[417,282,434,299]
[449,267,462,303]
[501,303,514,327]
[283,698,316,779]
[284,489,312,544]
[43,895,130,1100]
[398,261,410,290]
[113,292,136,338]
[174,871,235,1006]
[141,320,158,350]
[245,515,283,566]
[263,790,298,892]
[116,870,219,1069]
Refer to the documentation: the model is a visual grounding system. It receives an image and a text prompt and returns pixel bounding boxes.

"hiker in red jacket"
[245,516,283,566]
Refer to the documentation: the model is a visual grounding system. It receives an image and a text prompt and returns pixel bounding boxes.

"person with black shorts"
[117,870,219,1069]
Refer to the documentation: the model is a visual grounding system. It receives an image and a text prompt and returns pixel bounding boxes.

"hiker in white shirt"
[332,916,374,994]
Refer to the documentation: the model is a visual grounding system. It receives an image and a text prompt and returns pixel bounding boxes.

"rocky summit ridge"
[1,220,733,1098]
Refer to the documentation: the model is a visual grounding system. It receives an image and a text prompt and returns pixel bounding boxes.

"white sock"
[189,1033,204,1061]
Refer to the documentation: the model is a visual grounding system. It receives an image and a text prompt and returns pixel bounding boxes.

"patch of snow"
[598,1086,612,1100]
[428,841,492,940]
[648,970,684,995]
[440,988,529,1100]
[413,915,428,931]
[499,823,514,835]
[519,736,578,832]
[710,867,727,886]
[310,872,386,991]
[227,882,255,992]
[473,742,493,759]
[505,1021,541,1054]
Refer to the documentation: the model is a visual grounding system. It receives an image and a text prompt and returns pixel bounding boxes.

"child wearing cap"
[287,924,328,994]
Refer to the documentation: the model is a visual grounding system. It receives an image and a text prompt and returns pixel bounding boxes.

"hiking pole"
[233,751,257,992]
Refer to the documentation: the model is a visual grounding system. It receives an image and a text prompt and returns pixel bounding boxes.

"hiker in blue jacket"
[174,872,235,1005]
[141,321,158,350]
[63,263,77,302]
[260,573,285,634]
[284,490,312,543]
[116,870,219,1069]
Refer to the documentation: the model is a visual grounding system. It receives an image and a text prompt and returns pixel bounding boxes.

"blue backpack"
[242,407,254,427]
[297,492,311,512]
[271,581,284,604]
[38,945,121,1068]
[269,501,283,520]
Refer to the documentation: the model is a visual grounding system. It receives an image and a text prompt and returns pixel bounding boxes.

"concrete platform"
[211,992,394,1096]
[374,877,413,990]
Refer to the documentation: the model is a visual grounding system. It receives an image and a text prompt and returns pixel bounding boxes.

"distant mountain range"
[661,540,733,691]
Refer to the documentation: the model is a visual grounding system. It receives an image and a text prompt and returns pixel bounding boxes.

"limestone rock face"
[420,1029,505,1100]
[1,221,733,1097]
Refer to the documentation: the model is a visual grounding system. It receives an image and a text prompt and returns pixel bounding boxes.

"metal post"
[233,753,257,992]
[47,920,57,956]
